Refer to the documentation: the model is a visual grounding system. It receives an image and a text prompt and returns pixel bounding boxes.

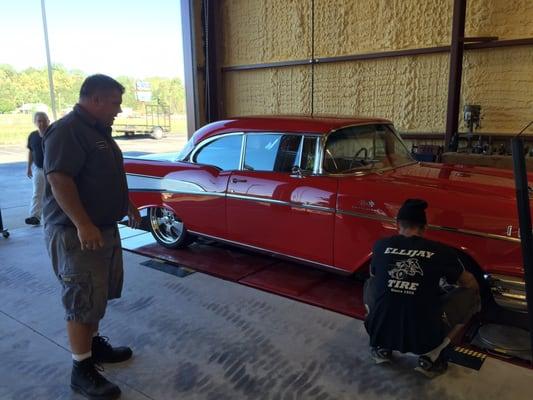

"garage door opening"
[0,0,188,150]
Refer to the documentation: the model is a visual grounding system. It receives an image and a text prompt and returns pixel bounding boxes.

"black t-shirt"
[365,235,464,354]
[27,130,44,168]
[42,104,129,227]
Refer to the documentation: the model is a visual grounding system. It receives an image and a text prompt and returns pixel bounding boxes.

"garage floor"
[2,226,533,400]
[2,145,533,399]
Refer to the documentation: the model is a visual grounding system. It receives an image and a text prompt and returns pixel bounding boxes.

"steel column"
[511,133,533,365]
[204,0,220,123]
[445,0,467,148]
[181,0,200,138]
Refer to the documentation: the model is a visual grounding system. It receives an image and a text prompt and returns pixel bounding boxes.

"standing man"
[25,111,50,225]
[364,199,480,377]
[43,74,141,400]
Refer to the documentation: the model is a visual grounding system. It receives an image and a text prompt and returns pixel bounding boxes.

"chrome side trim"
[240,133,247,170]
[128,174,520,244]
[313,136,321,174]
[128,189,164,193]
[126,172,164,179]
[296,135,304,168]
[338,209,522,243]
[426,224,521,243]
[130,189,225,197]
[188,230,350,274]
[226,193,335,213]
[164,191,226,197]
[337,209,395,223]
[126,173,225,197]
[127,174,164,191]
[189,132,244,167]
[226,193,286,206]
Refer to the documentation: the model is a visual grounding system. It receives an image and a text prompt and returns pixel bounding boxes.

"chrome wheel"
[148,207,191,248]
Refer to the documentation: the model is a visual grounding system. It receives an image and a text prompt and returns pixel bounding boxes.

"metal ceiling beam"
[221,38,533,72]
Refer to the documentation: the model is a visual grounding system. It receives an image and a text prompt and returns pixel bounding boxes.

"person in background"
[43,74,141,400]
[25,111,50,225]
[364,198,480,377]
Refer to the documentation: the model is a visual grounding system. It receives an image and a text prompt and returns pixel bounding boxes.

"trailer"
[113,104,171,139]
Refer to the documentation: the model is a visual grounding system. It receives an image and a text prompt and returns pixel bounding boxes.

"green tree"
[0,65,19,113]
[116,76,137,111]
[0,65,185,115]
[147,76,185,114]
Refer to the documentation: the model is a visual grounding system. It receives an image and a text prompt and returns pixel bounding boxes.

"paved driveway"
[0,133,187,231]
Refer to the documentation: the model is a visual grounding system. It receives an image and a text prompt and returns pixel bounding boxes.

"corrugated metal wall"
[219,0,533,134]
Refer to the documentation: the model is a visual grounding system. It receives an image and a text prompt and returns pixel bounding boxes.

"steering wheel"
[349,147,368,169]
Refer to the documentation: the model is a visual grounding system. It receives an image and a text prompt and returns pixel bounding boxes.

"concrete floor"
[2,139,533,399]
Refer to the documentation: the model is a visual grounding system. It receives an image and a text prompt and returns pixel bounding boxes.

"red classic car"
[125,116,528,314]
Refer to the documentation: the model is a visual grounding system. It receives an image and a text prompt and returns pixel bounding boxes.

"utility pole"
[41,0,57,120]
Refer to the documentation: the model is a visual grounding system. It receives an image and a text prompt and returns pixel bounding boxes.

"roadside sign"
[136,81,151,91]
[136,91,152,102]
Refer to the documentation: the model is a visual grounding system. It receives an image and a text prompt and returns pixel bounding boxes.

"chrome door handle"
[232,178,247,183]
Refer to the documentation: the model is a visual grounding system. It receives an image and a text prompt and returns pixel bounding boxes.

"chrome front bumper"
[485,274,528,312]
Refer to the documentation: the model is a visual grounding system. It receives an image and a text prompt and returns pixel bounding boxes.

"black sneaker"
[71,358,121,400]
[370,347,392,364]
[24,216,40,225]
[92,336,133,364]
[415,354,448,378]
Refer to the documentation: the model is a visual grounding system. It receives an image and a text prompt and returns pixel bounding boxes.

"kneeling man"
[364,198,480,376]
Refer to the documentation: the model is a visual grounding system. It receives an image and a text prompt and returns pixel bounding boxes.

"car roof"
[192,116,392,144]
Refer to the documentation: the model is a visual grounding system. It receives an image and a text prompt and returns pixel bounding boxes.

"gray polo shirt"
[43,104,129,227]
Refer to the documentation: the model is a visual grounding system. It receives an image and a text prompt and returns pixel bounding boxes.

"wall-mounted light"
[463,104,482,151]
[464,104,481,132]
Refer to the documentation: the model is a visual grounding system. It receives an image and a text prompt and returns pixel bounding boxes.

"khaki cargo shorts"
[44,224,123,324]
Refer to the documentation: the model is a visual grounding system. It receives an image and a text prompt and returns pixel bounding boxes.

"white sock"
[424,337,451,362]
[72,351,92,362]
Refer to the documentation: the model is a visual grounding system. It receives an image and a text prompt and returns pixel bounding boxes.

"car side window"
[323,124,413,173]
[244,134,301,172]
[299,136,318,172]
[194,135,242,170]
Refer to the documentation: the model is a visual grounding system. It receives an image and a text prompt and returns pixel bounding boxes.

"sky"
[0,0,185,81]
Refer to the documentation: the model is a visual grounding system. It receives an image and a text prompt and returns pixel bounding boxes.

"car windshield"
[323,124,413,173]
[176,137,195,161]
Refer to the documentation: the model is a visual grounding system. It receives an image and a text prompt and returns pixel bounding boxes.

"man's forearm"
[47,172,92,228]
[458,271,480,292]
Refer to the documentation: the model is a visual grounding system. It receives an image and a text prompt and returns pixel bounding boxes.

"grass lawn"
[0,114,35,145]
[0,113,188,145]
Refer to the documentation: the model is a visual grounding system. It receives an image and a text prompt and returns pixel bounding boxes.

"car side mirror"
[291,165,304,178]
